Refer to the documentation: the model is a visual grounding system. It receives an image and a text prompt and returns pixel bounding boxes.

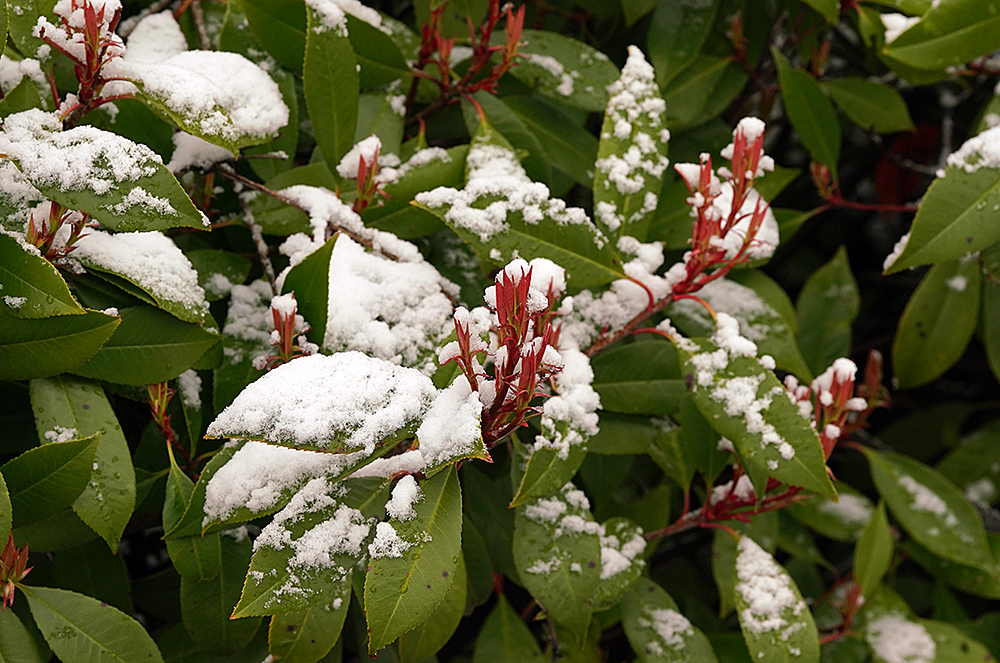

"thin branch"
[190,0,212,51]
[119,0,175,38]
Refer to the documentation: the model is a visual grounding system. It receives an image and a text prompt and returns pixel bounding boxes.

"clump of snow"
[883,232,910,272]
[710,183,779,261]
[349,449,426,479]
[522,53,577,96]
[206,352,437,453]
[306,0,347,35]
[122,11,187,64]
[946,124,1000,173]
[323,237,454,372]
[336,135,399,184]
[167,132,235,172]
[882,13,921,44]
[532,346,601,459]
[308,0,387,34]
[0,54,47,91]
[177,370,201,409]
[898,475,958,527]
[638,608,694,650]
[43,425,78,443]
[4,295,27,310]
[415,378,483,467]
[368,521,411,558]
[598,520,645,579]
[965,477,997,505]
[816,493,874,536]
[385,475,421,521]
[72,230,209,320]
[735,537,807,639]
[865,614,935,663]
[221,280,274,365]
[396,148,451,179]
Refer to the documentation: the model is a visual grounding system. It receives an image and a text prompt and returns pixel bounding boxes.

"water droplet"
[45,295,54,304]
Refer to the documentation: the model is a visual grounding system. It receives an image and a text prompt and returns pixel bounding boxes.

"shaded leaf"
[0,307,119,381]
[0,233,82,318]
[773,49,840,178]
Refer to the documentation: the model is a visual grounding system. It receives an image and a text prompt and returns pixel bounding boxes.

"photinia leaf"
[772,48,840,178]
[901,533,1000,599]
[864,448,996,574]
[346,14,411,90]
[0,307,119,381]
[0,232,83,318]
[6,0,55,66]
[268,599,348,663]
[509,29,620,112]
[854,502,894,595]
[22,586,164,663]
[281,235,338,346]
[935,420,1000,507]
[822,78,915,133]
[802,0,838,23]
[591,518,647,612]
[786,484,875,542]
[185,249,252,303]
[0,608,48,663]
[0,76,45,118]
[29,376,136,552]
[50,538,133,614]
[0,472,10,544]
[164,441,245,538]
[1,433,99,529]
[234,0,305,74]
[509,438,588,508]
[620,576,719,662]
[396,554,467,663]
[365,465,463,653]
[471,594,545,663]
[883,0,1000,71]
[795,247,859,377]
[590,338,684,416]
[892,257,981,388]
[646,0,720,88]
[502,95,599,188]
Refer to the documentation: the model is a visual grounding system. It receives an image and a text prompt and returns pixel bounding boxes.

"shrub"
[2,0,1000,662]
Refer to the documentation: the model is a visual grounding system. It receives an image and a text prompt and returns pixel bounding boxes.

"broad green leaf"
[0,608,47,663]
[11,507,98,552]
[503,95,599,187]
[901,533,1000,599]
[773,49,840,178]
[621,577,718,662]
[647,0,720,88]
[462,466,520,584]
[647,420,695,492]
[864,448,996,574]
[983,281,1000,387]
[248,163,336,236]
[512,482,601,638]
[362,145,467,240]
[587,413,661,456]
[163,448,222,581]
[591,518,647,612]
[1,434,99,529]
[674,336,836,499]
[623,0,658,25]
[712,513,779,618]
[29,376,136,552]
[661,56,733,129]
[733,535,820,663]
[472,594,544,663]
[753,166,801,203]
[233,479,375,616]
[510,436,588,508]
[305,4,360,173]
[803,0,838,23]
[822,78,915,133]
[282,235,338,345]
[887,167,1000,272]
[185,249,251,303]
[936,420,1000,507]
[0,472,9,543]
[509,29,620,112]
[235,0,306,73]
[396,554,467,663]
[892,258,981,388]
[346,14,411,90]
[463,516,494,613]
[0,76,44,118]
[355,90,405,157]
[155,622,271,663]
[6,0,55,65]
[461,93,552,185]
[365,465,463,653]
[72,306,219,385]
[776,512,828,566]
[675,394,730,486]
[854,502,894,594]
[23,586,163,663]
[164,442,244,538]
[786,484,875,542]
[883,0,1000,70]
[795,247,859,376]
[591,339,684,416]
[51,538,134,614]
[268,599,348,663]
[0,307,119,381]
[181,533,261,654]
[0,1,7,60]
[920,619,996,662]
[3,116,208,233]
[0,232,82,318]
[594,49,669,240]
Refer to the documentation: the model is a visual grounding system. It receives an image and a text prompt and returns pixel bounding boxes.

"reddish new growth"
[406,0,525,119]
[26,201,91,261]
[148,381,189,467]
[254,294,319,372]
[38,0,131,128]
[441,261,565,446]
[1,534,32,610]
[352,145,388,215]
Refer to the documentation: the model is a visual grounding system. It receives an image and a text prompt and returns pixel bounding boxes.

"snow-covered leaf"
[620,576,718,662]
[786,483,875,542]
[795,247,859,377]
[0,231,84,318]
[510,437,587,508]
[591,518,647,612]
[509,30,620,112]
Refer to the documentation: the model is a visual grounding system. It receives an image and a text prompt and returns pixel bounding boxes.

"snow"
[122,11,187,64]
[816,493,874,534]
[204,441,366,523]
[883,232,910,271]
[522,53,576,96]
[307,0,386,34]
[72,230,209,319]
[0,54,46,91]
[882,13,921,44]
[945,275,968,293]
[166,132,235,172]
[4,296,27,310]
[336,135,396,182]
[323,237,454,372]
[415,378,483,467]
[43,426,78,443]
[947,125,1000,172]
[177,370,201,409]
[599,521,646,579]
[368,521,411,558]
[221,280,274,365]
[735,537,807,638]
[385,475,420,521]
[640,609,694,648]
[865,614,935,663]
[898,475,959,527]
[349,449,426,479]
[964,477,997,505]
[711,183,779,261]
[306,0,347,35]
[206,352,438,453]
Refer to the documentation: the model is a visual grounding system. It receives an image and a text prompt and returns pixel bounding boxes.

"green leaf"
[621,576,718,662]
[282,235,338,345]
[0,472,9,543]
[661,56,734,129]
[803,0,838,23]
[776,512,828,566]
[0,608,48,663]
[674,336,836,499]
[733,535,820,663]
[397,554,467,663]
[0,77,44,118]
[509,30,620,112]
[72,306,219,385]
[365,465,463,653]
[594,50,669,240]
[163,448,222,581]
[4,120,208,233]
[591,518,647,612]
[753,166,801,203]
[510,436,588,508]
[502,95,599,187]
[786,484,875,542]
[29,376,136,552]
[623,0,657,26]
[355,90,405,156]
[795,247,859,376]
[164,442,245,539]
[920,619,996,663]
[887,167,1000,272]
[512,482,601,637]
[854,502,894,595]
[472,594,544,663]
[591,338,684,416]
[235,0,305,73]
[181,533,261,654]
[864,448,997,574]
[901,533,1000,600]
[936,420,1000,507]
[461,93,552,185]
[712,513,779,618]
[22,585,164,663]
[0,0,7,60]
[11,507,99,552]
[185,249,251,303]
[346,14,411,90]
[822,78,915,133]
[51,538,134,614]
[7,0,55,66]
[983,281,1000,387]
[233,478,375,617]
[892,258,981,388]
[772,49,840,178]
[268,599,348,663]
[247,164,336,236]
[647,0,720,88]
[1,434,99,529]
[0,230,82,319]
[305,4,360,172]
[0,307,119,381]
[883,0,1000,70]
